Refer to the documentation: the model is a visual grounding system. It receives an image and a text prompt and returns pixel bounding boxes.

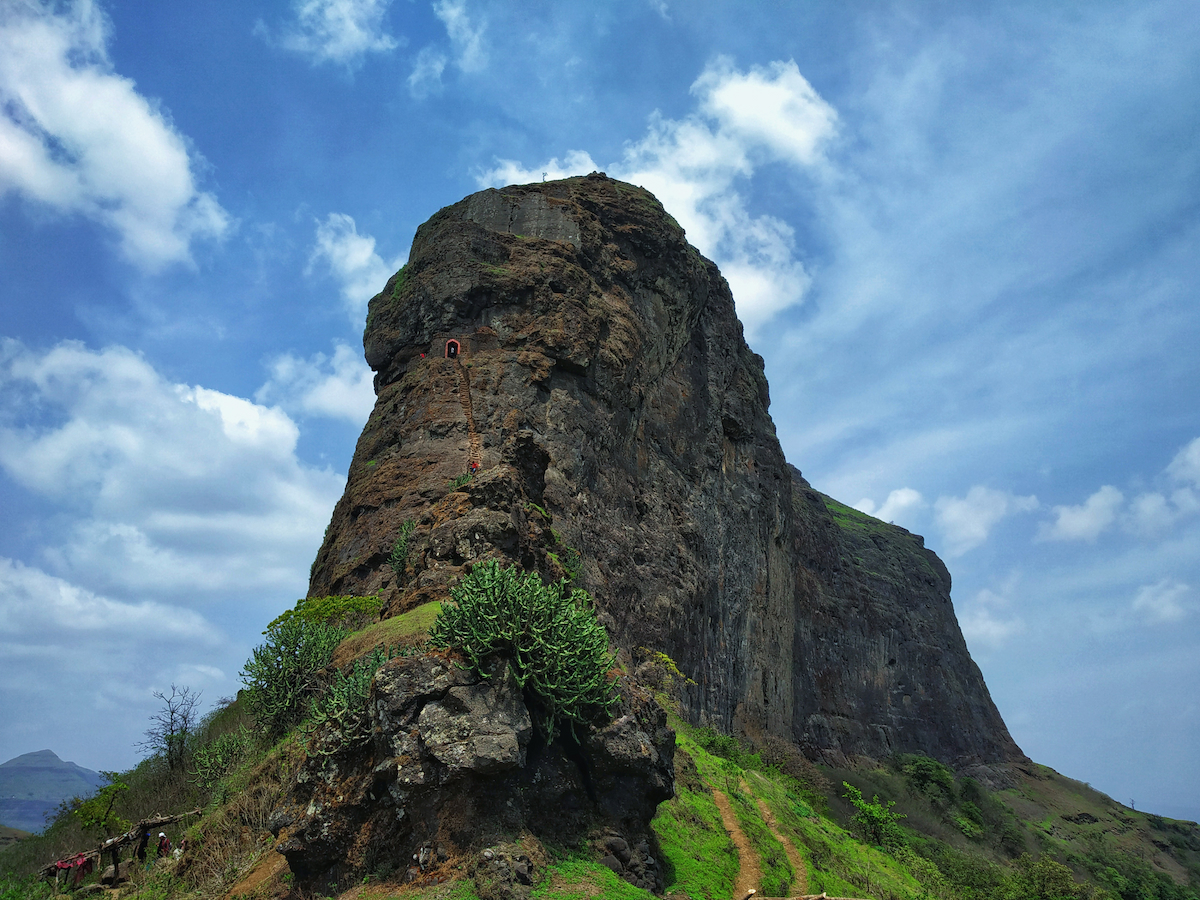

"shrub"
[899,753,956,803]
[388,520,416,578]
[189,726,253,793]
[240,616,347,736]
[448,472,473,490]
[267,594,383,632]
[843,781,906,849]
[304,644,421,756]
[428,560,618,742]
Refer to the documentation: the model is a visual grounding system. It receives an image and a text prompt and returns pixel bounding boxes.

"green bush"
[388,520,416,578]
[304,644,420,756]
[267,594,383,632]
[843,782,906,849]
[189,725,252,793]
[240,616,347,737]
[898,754,956,803]
[429,560,618,742]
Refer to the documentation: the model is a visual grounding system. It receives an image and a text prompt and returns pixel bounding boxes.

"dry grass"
[178,739,303,898]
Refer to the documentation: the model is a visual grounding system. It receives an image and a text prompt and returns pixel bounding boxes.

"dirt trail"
[455,362,482,470]
[713,788,761,900]
[745,779,809,896]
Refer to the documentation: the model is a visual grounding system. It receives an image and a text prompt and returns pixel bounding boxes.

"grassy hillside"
[2,597,1196,900]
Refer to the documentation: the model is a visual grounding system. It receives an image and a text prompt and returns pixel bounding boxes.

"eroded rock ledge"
[270,652,673,895]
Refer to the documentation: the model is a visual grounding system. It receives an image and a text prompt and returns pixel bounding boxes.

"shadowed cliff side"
[307,173,1025,772]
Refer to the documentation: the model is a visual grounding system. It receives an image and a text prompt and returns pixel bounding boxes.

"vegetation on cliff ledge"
[429,559,618,742]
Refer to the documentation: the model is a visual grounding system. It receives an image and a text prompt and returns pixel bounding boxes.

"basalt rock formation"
[310,172,1022,769]
[270,655,673,895]
[288,172,1025,885]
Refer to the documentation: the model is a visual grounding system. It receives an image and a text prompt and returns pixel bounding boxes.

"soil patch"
[713,789,761,900]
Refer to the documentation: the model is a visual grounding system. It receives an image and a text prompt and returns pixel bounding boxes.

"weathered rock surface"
[270,653,673,893]
[307,172,1024,773]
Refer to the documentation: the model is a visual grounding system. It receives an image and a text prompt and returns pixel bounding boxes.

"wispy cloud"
[958,587,1025,652]
[407,45,447,98]
[434,0,486,72]
[935,486,1038,557]
[0,0,229,269]
[1132,578,1191,624]
[269,0,400,67]
[476,57,837,335]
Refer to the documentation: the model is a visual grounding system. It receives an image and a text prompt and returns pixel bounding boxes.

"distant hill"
[0,750,106,834]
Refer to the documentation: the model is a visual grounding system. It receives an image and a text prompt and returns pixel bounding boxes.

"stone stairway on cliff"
[455,361,482,471]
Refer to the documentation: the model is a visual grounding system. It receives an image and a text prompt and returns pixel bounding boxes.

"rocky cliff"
[307,173,1024,773]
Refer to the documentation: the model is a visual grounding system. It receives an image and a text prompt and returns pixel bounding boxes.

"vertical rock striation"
[308,173,1024,771]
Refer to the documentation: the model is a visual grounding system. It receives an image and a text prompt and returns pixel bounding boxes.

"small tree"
[138,684,201,773]
[843,781,906,848]
[74,772,130,837]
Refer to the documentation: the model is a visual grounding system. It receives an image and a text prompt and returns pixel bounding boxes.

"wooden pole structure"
[39,809,201,880]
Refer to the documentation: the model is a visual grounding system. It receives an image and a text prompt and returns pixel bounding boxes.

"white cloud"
[0,0,229,269]
[308,212,403,322]
[1126,491,1176,536]
[693,58,838,168]
[0,339,344,601]
[476,57,837,335]
[257,341,376,424]
[276,0,398,66]
[0,557,231,770]
[433,0,486,73]
[935,485,1039,557]
[854,487,924,528]
[1132,578,1190,624]
[1041,484,1124,542]
[408,45,447,97]
[1167,436,1200,487]
[958,587,1025,651]
[0,557,218,642]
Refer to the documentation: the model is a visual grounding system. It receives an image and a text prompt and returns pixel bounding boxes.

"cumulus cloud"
[0,339,344,601]
[1132,578,1190,624]
[0,0,229,269]
[308,212,403,322]
[257,341,376,424]
[476,57,837,335]
[935,485,1038,557]
[958,587,1025,651]
[1040,485,1124,542]
[272,0,399,66]
[854,487,924,528]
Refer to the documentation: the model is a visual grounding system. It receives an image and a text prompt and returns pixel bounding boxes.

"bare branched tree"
[137,684,201,772]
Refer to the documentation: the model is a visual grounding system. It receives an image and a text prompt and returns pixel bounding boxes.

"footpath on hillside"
[714,780,868,900]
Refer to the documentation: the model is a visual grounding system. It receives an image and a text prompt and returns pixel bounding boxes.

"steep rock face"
[308,173,1023,770]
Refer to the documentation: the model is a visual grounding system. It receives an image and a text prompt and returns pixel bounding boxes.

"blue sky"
[1,0,1197,824]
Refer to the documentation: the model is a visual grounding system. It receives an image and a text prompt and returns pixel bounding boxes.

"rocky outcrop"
[306,172,1024,774]
[270,653,673,894]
